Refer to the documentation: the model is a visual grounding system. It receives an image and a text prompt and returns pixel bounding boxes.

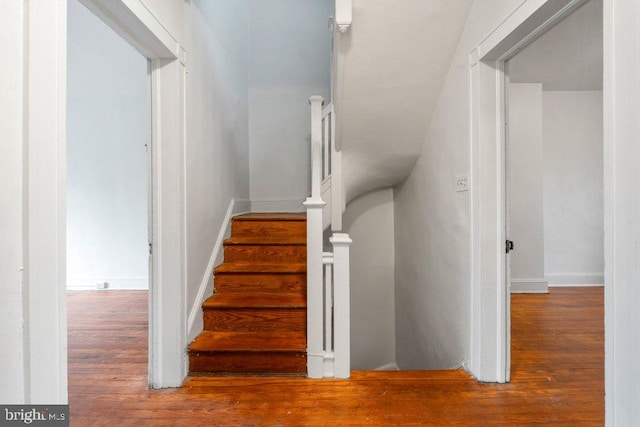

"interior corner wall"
[66,0,149,290]
[392,0,530,370]
[184,0,251,317]
[508,83,546,291]
[248,0,332,212]
[0,0,26,403]
[542,90,604,285]
[343,188,396,370]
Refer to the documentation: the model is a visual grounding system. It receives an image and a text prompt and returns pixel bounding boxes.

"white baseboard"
[546,273,604,286]
[510,278,549,294]
[251,198,306,213]
[67,276,148,290]
[233,198,251,215]
[374,362,400,371]
[187,198,243,342]
[549,283,604,288]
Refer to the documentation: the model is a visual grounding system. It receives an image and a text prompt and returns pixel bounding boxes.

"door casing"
[468,0,592,383]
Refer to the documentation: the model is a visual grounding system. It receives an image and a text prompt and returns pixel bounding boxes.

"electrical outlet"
[96,282,109,290]
[456,174,470,192]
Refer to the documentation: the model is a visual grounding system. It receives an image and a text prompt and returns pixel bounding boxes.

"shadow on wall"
[341,188,397,370]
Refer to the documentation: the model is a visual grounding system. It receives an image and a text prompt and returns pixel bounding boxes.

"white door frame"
[27,0,187,402]
[468,0,591,383]
[77,0,188,389]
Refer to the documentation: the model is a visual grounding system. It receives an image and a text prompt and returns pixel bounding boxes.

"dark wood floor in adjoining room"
[67,287,604,426]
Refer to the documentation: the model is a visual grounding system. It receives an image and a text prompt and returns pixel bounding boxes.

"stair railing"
[305,95,351,378]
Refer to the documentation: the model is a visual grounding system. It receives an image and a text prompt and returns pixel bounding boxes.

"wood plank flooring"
[68,287,604,426]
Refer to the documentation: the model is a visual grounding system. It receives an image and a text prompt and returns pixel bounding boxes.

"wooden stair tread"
[233,213,306,221]
[204,293,306,309]
[224,236,306,245]
[215,263,306,274]
[189,331,306,353]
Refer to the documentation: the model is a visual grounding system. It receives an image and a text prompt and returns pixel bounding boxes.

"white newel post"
[304,198,325,378]
[331,232,352,378]
[306,95,326,378]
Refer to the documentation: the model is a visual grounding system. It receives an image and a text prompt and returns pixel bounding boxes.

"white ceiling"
[508,0,603,91]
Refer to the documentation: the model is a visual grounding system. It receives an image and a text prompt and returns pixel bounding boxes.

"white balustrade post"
[309,96,324,198]
[322,252,335,353]
[330,232,352,378]
[306,95,326,378]
[304,197,326,378]
[304,96,326,378]
[330,104,343,232]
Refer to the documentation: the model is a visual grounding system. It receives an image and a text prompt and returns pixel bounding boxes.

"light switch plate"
[456,174,470,192]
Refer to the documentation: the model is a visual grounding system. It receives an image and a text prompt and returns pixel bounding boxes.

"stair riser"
[231,220,306,240]
[204,309,306,332]
[214,273,306,294]
[189,352,306,374]
[224,244,306,263]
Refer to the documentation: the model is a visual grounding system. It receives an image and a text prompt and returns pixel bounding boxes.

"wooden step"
[225,237,306,245]
[204,293,306,309]
[188,331,306,374]
[233,213,306,221]
[214,272,306,294]
[231,213,306,240]
[203,293,306,332]
[214,263,306,274]
[223,238,306,263]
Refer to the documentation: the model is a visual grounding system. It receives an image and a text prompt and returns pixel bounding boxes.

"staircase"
[188,213,308,375]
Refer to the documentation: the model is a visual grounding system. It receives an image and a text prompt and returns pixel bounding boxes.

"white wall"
[543,91,604,285]
[508,84,546,291]
[184,0,251,322]
[0,0,26,403]
[248,0,332,211]
[506,86,603,290]
[67,0,149,290]
[343,188,396,370]
[393,0,527,370]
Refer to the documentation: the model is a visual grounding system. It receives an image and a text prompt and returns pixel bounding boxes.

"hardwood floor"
[67,287,604,426]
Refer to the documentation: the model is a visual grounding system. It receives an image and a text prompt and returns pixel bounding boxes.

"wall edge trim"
[186,198,237,341]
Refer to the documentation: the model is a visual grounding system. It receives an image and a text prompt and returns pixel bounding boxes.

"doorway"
[22,0,186,402]
[66,0,150,293]
[63,0,187,391]
[66,0,151,395]
[504,0,603,381]
[468,0,608,384]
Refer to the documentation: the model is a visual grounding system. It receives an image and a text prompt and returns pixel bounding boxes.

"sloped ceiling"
[338,0,474,201]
